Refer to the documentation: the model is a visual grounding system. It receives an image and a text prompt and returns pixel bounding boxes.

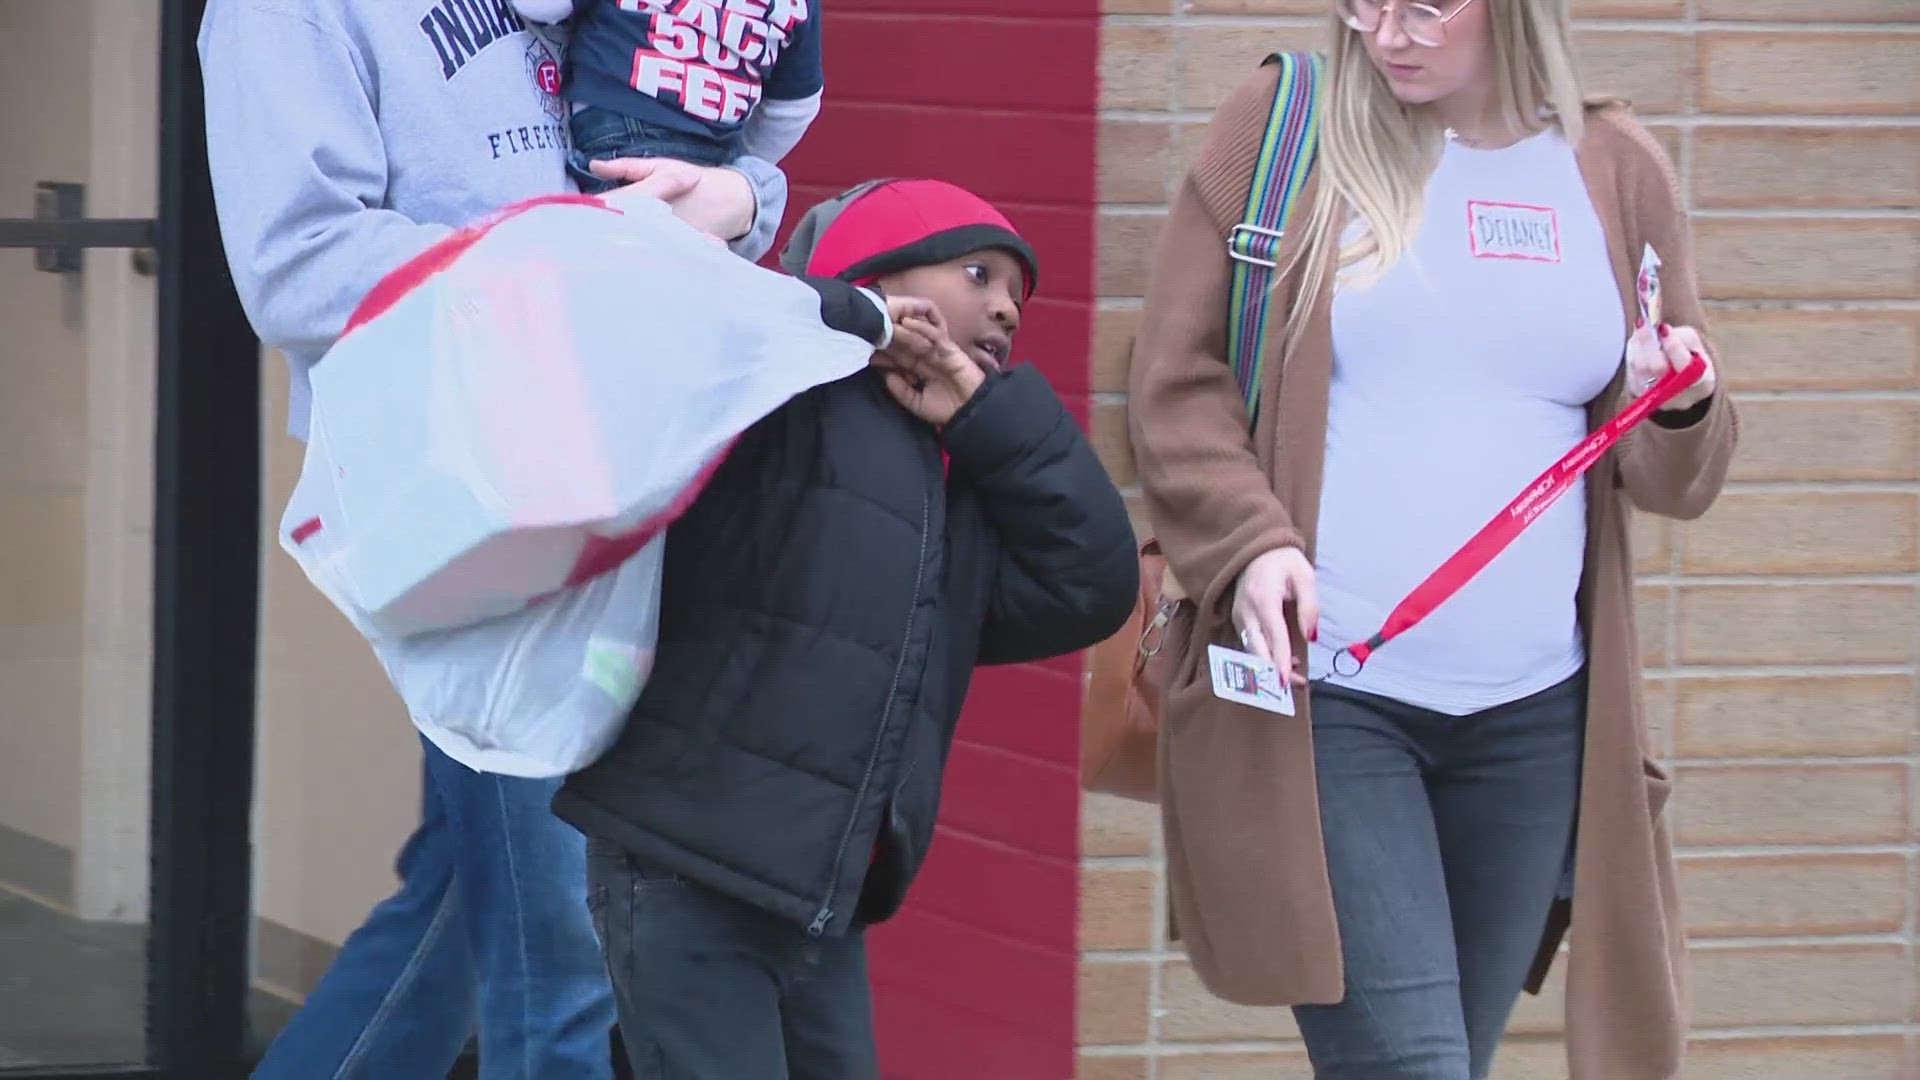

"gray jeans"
[585,840,877,1080]
[1293,673,1585,1080]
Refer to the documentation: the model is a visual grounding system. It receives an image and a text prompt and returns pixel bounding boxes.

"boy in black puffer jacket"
[554,179,1138,1078]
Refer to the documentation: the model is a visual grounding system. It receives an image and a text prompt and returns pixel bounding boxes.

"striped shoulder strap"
[1225,51,1324,427]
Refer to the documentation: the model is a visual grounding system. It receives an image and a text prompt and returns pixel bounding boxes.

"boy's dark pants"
[585,839,879,1079]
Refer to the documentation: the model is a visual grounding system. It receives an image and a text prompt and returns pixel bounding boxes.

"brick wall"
[1079,2,1920,1077]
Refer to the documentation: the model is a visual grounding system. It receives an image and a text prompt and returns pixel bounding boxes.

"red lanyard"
[1330,353,1710,677]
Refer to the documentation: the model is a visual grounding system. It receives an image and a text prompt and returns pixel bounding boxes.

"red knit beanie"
[778,179,1038,300]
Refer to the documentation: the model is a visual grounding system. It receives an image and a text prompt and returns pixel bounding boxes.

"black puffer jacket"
[553,283,1137,937]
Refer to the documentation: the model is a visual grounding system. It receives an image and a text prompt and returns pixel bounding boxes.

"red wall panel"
[775,2,1101,1076]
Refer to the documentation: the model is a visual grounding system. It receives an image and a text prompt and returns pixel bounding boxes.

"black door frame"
[0,1,262,1077]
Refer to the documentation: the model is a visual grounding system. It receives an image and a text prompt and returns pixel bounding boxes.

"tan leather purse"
[1081,541,1187,803]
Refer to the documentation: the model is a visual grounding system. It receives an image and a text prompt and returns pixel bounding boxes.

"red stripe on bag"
[342,194,618,336]
[1332,354,1710,676]
[290,517,323,544]
[550,436,742,593]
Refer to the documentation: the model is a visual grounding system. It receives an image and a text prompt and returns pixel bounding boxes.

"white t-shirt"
[1305,129,1625,715]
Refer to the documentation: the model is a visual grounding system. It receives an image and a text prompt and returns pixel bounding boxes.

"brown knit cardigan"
[1127,65,1738,1080]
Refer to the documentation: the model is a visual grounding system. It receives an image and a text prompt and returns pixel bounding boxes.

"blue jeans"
[568,106,739,194]
[1293,674,1585,1080]
[252,736,615,1080]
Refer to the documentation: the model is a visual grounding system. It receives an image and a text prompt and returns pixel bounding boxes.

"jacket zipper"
[808,484,933,936]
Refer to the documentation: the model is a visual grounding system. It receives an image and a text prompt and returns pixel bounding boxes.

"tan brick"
[1079,866,1157,952]
[1641,678,1674,759]
[1698,1,1920,22]
[1674,763,1908,847]
[1076,1052,1149,1080]
[1159,959,1297,1041]
[1681,493,1920,576]
[1695,126,1920,210]
[1082,790,1158,858]
[1691,944,1912,1028]
[1677,584,1918,667]
[1674,675,1918,759]
[1101,24,1175,111]
[1681,853,1909,937]
[1630,510,1671,574]
[1726,400,1920,483]
[1077,958,1152,1045]
[1180,0,1703,17]
[1092,306,1141,395]
[1157,1050,1315,1080]
[1175,24,1326,112]
[1909,770,1919,854]
[1635,583,1671,670]
[1696,218,1920,302]
[1092,401,1136,487]
[1100,120,1174,205]
[1700,32,1920,116]
[1098,211,1165,298]
[1574,0,1684,15]
[1708,309,1920,392]
[1184,0,1322,13]
[1575,30,1692,114]
[1685,1036,1914,1080]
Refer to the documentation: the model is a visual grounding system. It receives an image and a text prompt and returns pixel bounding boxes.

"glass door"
[0,1,162,1068]
[0,2,262,1077]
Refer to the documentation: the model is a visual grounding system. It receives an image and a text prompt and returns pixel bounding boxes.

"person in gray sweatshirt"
[198,2,790,1077]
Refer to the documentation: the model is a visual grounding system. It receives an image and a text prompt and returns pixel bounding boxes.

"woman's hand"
[592,158,755,242]
[874,315,985,427]
[1232,546,1318,686]
[1626,322,1718,413]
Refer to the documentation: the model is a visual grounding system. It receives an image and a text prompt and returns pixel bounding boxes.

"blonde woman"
[1128,2,1734,1078]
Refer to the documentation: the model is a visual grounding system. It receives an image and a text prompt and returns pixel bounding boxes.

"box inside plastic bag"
[282,193,872,638]
[388,537,665,778]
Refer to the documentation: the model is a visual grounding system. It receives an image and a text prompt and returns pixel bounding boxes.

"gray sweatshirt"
[199,0,789,438]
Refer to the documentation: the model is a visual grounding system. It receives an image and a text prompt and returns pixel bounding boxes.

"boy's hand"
[876,316,985,427]
[885,295,941,328]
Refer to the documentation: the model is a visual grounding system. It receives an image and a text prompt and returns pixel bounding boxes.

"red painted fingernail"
[1308,625,1318,643]
[1656,323,1671,341]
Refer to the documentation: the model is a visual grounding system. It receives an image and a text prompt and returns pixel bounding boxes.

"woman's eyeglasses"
[1336,0,1481,48]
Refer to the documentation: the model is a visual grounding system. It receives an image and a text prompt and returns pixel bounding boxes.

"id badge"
[1206,644,1296,716]
[1636,243,1663,329]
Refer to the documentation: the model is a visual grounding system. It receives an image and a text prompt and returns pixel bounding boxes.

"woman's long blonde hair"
[1280,0,1586,350]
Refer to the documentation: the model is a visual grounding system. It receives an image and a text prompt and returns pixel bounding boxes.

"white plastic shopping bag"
[283,406,662,776]
[378,539,664,778]
[282,192,871,638]
[276,191,874,775]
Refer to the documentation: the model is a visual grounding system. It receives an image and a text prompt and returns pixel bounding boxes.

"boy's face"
[877,249,1026,372]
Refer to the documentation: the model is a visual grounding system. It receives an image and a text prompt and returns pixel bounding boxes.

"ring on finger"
[1238,626,1255,649]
